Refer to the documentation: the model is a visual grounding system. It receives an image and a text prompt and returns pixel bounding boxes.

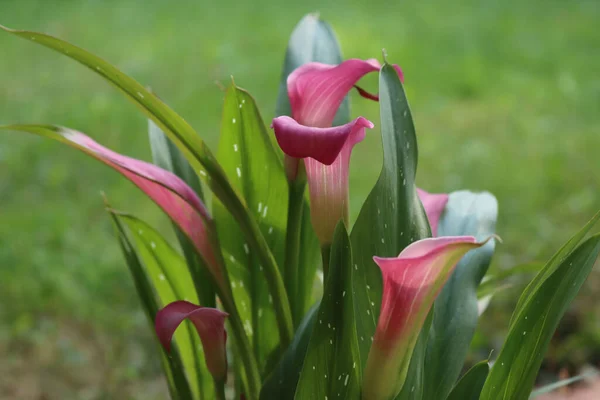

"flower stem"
[321,245,331,278]
[285,180,306,327]
[214,379,226,400]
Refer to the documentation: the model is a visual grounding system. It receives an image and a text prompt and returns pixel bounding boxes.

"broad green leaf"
[259,305,319,400]
[424,191,498,400]
[295,224,361,399]
[113,212,214,400]
[480,234,600,399]
[510,211,600,327]
[214,84,288,370]
[149,120,215,308]
[108,210,194,400]
[350,63,431,373]
[275,13,349,127]
[447,361,490,400]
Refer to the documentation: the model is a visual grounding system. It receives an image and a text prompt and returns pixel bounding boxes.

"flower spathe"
[274,57,402,245]
[156,301,229,381]
[362,236,483,400]
[272,116,374,245]
[288,58,404,128]
[417,188,449,236]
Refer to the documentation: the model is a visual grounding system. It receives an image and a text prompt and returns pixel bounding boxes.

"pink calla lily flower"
[272,58,403,246]
[155,301,229,381]
[417,188,449,236]
[272,116,374,244]
[362,236,483,400]
[58,129,223,288]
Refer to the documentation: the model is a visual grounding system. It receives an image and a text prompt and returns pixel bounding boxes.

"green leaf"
[107,210,194,400]
[259,305,319,400]
[424,191,498,400]
[295,224,361,400]
[149,120,216,308]
[350,62,431,372]
[214,83,289,370]
[275,13,349,126]
[447,361,490,400]
[112,211,215,400]
[480,233,600,399]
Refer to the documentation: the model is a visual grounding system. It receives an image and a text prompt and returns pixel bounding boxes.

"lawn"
[1,0,599,398]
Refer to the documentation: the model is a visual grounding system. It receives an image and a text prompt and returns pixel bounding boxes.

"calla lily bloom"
[362,236,483,400]
[273,58,402,246]
[156,301,229,381]
[272,116,374,245]
[57,128,224,288]
[417,188,449,236]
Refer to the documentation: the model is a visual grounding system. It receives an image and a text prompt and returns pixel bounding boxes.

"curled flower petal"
[156,301,228,380]
[60,129,222,286]
[417,188,449,236]
[271,116,374,166]
[363,236,482,399]
[288,58,403,127]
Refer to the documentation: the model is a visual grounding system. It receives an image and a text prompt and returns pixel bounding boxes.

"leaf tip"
[381,48,389,64]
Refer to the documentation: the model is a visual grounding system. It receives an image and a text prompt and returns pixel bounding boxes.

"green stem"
[285,180,306,327]
[321,245,331,279]
[214,379,226,400]
[225,297,262,400]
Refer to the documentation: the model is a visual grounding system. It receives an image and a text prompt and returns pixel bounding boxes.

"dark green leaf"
[214,84,288,370]
[350,63,431,374]
[447,361,490,400]
[275,13,349,126]
[481,233,600,399]
[259,305,319,400]
[295,224,361,399]
[149,120,215,308]
[424,191,498,400]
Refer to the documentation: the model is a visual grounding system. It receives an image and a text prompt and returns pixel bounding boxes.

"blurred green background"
[1,0,599,398]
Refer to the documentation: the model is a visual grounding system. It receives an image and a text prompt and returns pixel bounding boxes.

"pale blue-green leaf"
[424,191,498,400]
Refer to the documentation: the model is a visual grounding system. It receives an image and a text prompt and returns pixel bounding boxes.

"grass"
[1,0,599,397]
